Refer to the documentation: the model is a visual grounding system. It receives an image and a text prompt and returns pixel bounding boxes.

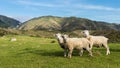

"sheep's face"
[82,30,89,37]
[55,33,63,43]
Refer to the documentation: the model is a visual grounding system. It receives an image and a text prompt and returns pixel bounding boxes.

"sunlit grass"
[0,35,120,68]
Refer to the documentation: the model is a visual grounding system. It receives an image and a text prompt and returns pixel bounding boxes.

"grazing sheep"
[62,34,93,58]
[82,30,110,55]
[10,38,17,42]
[55,33,67,57]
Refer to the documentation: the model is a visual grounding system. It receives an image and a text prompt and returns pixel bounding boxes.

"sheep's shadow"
[17,48,64,57]
[16,47,120,57]
[17,48,82,57]
[93,48,120,52]
[110,49,120,52]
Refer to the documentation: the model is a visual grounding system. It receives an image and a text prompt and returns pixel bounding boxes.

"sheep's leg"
[106,47,110,55]
[68,49,73,58]
[79,49,83,56]
[103,44,110,55]
[64,49,67,57]
[90,42,93,50]
[86,47,93,56]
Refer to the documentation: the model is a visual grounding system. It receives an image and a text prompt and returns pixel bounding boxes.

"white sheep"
[62,34,93,58]
[55,33,67,57]
[82,30,110,55]
[10,38,17,42]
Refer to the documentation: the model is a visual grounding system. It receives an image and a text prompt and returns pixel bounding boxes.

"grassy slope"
[19,16,63,30]
[0,35,120,68]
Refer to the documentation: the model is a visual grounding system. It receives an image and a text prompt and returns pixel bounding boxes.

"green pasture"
[0,35,120,68]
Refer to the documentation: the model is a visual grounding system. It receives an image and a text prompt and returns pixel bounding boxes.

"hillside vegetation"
[19,16,63,31]
[0,28,120,43]
[19,16,120,31]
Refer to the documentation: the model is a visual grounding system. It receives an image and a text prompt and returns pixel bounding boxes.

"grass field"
[0,35,120,68]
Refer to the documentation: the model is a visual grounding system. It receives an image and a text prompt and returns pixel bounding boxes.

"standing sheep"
[82,30,110,55]
[55,33,67,57]
[62,34,93,58]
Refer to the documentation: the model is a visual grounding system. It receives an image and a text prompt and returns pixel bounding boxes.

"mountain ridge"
[0,15,21,28]
[18,16,120,31]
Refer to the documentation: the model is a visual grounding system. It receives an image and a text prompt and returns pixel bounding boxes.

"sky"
[0,0,120,24]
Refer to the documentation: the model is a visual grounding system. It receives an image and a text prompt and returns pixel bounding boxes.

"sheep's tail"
[105,37,109,41]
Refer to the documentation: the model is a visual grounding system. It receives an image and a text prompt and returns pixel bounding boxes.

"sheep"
[82,30,110,55]
[55,33,67,57]
[62,34,93,58]
[10,38,17,42]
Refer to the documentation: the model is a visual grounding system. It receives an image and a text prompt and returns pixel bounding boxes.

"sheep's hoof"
[106,52,110,55]
[106,53,110,55]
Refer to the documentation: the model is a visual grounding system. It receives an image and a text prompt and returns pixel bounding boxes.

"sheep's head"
[82,30,90,37]
[61,34,69,43]
[62,34,68,39]
[55,33,63,43]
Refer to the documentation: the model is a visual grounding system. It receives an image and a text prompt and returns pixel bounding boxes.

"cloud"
[16,0,120,11]
[17,0,64,8]
[96,15,120,23]
[75,4,120,11]
[10,16,33,22]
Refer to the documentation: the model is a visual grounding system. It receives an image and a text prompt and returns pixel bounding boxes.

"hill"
[19,16,120,31]
[0,15,21,28]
